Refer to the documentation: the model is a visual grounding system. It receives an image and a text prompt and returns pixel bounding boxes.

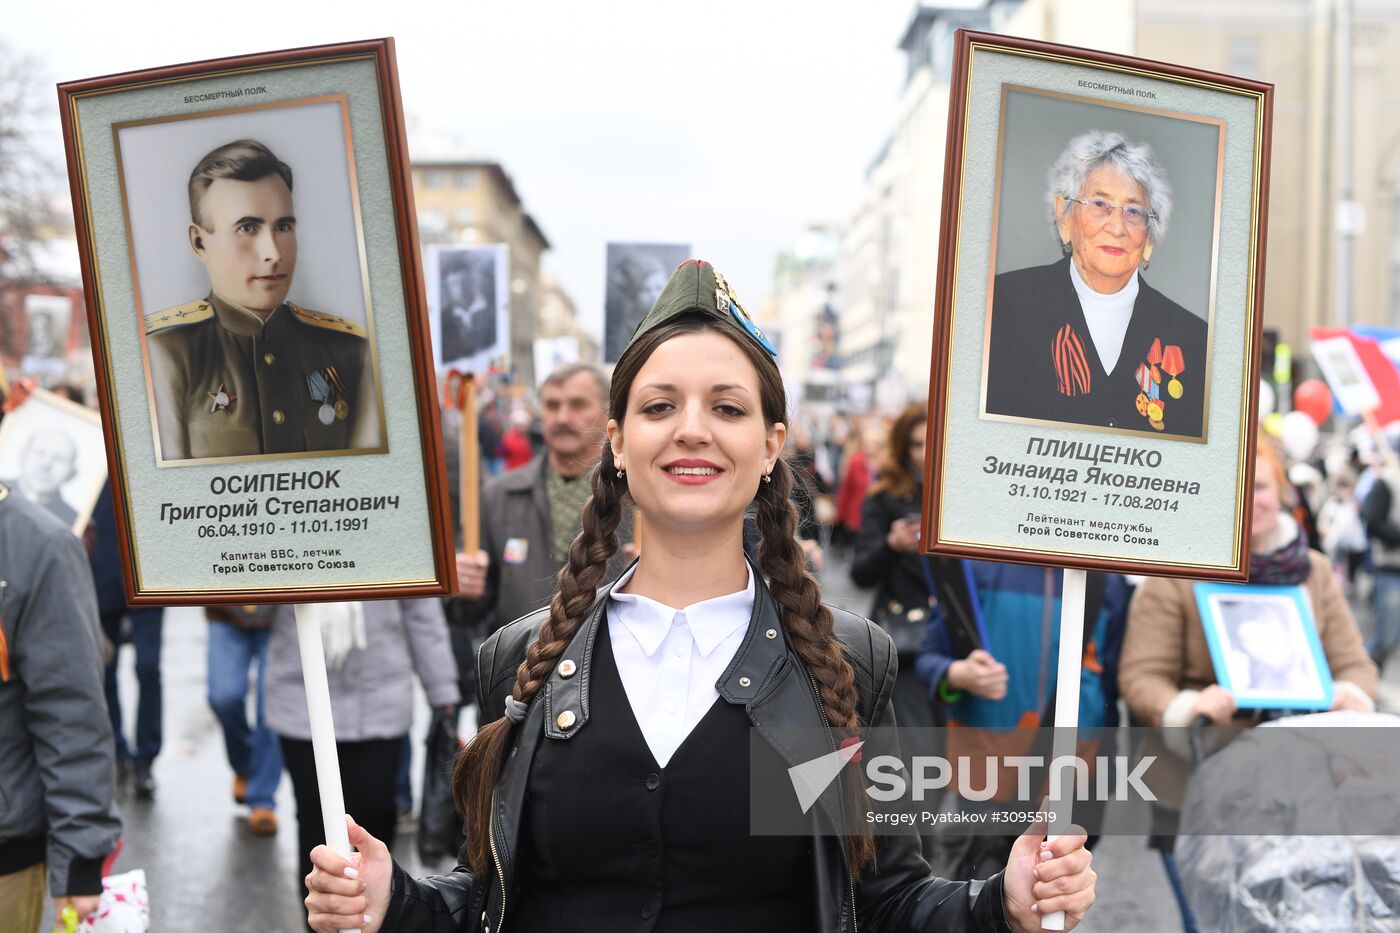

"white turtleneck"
[1068,260,1139,375]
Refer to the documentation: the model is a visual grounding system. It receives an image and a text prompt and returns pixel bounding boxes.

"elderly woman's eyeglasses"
[1067,197,1155,228]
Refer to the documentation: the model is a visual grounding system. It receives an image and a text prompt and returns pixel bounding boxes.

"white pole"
[294,604,355,933]
[1040,568,1086,932]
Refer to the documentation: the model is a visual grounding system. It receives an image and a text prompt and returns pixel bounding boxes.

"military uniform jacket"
[146,294,381,461]
[985,258,1208,440]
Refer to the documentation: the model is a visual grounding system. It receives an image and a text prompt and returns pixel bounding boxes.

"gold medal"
[334,399,349,421]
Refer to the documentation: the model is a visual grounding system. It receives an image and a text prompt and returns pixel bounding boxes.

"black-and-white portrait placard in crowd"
[21,294,73,377]
[603,242,691,363]
[0,388,108,536]
[924,32,1272,581]
[60,40,455,604]
[427,244,509,371]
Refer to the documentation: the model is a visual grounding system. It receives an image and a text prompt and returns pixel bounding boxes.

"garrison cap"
[627,259,777,358]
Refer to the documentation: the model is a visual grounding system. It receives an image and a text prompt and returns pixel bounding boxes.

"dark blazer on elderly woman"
[984,257,1208,440]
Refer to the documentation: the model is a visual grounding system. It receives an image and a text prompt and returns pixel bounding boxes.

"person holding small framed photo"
[1120,440,1378,727]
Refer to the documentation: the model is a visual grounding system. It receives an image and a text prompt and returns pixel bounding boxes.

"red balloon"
[1294,379,1333,426]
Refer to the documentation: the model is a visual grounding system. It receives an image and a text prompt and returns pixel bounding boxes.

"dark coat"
[470,455,631,633]
[851,488,935,656]
[985,258,1208,440]
[382,564,1013,932]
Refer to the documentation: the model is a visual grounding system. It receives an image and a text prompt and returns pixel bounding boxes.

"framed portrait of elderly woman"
[924,31,1271,580]
[58,39,456,604]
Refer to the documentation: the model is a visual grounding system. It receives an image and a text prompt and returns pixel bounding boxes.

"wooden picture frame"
[922,30,1272,581]
[59,38,455,605]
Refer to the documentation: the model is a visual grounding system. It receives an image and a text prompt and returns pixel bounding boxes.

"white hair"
[1046,130,1173,246]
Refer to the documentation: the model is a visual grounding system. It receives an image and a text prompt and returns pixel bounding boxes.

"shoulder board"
[145,300,213,334]
[288,303,366,338]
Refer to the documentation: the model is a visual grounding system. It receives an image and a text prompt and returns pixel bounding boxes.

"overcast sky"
[7,1,920,336]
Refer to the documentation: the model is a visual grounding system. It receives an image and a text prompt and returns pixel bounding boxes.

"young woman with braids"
[303,261,1097,933]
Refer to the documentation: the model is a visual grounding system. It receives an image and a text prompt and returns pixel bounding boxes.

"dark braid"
[453,447,626,875]
[755,457,877,878]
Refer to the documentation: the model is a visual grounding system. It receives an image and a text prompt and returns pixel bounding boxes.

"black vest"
[511,619,815,933]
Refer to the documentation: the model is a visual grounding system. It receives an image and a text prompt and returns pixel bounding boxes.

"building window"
[454,169,476,188]
[423,169,448,189]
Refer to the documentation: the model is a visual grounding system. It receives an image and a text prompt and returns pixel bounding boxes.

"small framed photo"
[0,389,108,536]
[923,30,1272,580]
[427,244,509,372]
[1193,583,1334,711]
[60,39,455,604]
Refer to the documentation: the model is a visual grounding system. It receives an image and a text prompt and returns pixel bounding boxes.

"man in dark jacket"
[453,363,629,632]
[0,483,121,929]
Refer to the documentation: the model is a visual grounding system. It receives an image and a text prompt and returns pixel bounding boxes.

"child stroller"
[1174,710,1400,931]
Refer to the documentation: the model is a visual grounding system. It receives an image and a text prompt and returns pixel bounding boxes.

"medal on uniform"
[1134,363,1152,416]
[1161,344,1185,399]
[306,366,348,425]
[1134,339,1168,429]
[208,382,236,413]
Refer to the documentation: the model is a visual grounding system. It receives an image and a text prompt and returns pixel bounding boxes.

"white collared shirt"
[1069,259,1139,375]
[607,563,755,767]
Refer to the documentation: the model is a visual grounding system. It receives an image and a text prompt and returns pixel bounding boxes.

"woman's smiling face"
[1057,164,1152,294]
[609,329,785,535]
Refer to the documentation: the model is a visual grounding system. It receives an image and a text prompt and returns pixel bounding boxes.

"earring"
[1141,258,1150,271]
[616,468,625,479]
[762,472,772,484]
[1060,240,1073,257]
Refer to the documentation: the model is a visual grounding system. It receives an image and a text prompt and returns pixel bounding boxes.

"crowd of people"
[2,300,1395,932]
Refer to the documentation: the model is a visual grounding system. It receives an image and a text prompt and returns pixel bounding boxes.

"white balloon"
[1258,381,1276,418]
[1280,410,1319,461]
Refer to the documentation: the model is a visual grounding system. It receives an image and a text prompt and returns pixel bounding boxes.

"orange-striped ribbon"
[1053,324,1092,397]
[0,618,10,682]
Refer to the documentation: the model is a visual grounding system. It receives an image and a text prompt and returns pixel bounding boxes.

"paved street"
[84,548,1400,931]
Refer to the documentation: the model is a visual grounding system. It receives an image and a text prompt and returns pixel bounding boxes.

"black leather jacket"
[383,566,1013,933]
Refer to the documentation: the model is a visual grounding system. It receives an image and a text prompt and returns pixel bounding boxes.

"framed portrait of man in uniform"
[922,31,1271,581]
[60,39,455,604]
[117,102,387,466]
